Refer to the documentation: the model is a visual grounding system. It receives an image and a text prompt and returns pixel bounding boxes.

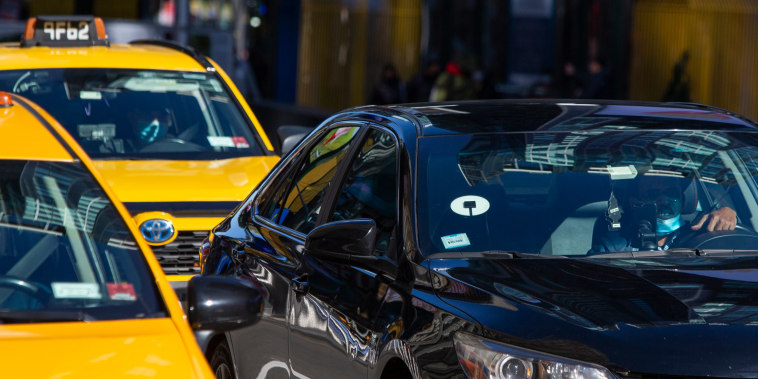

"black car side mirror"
[306,219,397,278]
[186,275,262,332]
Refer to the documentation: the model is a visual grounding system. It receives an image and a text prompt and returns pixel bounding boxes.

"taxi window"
[0,160,166,321]
[0,69,264,161]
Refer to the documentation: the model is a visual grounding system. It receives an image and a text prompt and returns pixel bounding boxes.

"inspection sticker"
[232,136,250,148]
[107,283,137,301]
[51,282,101,299]
[441,233,471,249]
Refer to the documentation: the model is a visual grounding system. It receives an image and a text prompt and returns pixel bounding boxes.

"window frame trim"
[318,124,402,257]
[252,121,367,237]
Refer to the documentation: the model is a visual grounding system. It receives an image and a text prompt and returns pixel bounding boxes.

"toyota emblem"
[139,218,175,244]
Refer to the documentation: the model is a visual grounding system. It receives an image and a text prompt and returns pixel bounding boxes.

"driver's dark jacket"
[589,224,687,254]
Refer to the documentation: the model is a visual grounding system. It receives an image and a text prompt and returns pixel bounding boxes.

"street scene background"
[3,0,757,149]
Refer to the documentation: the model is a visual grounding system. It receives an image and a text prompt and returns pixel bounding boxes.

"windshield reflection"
[0,160,165,321]
[418,113,758,257]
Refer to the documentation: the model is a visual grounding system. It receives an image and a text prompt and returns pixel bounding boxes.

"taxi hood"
[92,156,279,203]
[0,318,208,378]
[428,255,758,377]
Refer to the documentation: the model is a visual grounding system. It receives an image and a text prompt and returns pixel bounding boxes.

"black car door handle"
[291,274,310,295]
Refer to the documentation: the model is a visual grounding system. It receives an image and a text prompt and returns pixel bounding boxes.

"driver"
[127,106,172,149]
[590,175,737,253]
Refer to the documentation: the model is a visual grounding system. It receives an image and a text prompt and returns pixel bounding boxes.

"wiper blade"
[427,250,564,259]
[587,249,758,258]
[0,309,95,324]
[667,248,758,257]
[93,156,144,161]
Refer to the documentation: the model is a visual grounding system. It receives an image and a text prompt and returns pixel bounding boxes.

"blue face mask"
[657,214,681,236]
[137,119,166,144]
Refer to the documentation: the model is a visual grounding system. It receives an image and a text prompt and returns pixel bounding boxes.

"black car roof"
[375,99,758,136]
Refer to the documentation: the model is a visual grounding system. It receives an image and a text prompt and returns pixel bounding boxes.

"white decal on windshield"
[607,165,638,180]
[442,233,471,249]
[450,195,490,216]
[208,136,236,147]
[51,282,101,299]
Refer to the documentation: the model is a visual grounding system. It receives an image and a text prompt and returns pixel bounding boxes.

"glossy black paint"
[187,275,262,331]
[306,218,378,257]
[199,100,758,379]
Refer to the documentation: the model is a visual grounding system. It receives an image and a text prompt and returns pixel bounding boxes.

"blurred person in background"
[406,59,441,103]
[370,63,406,105]
[429,60,476,101]
[579,56,613,99]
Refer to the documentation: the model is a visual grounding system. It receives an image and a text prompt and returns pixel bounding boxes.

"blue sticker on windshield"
[441,233,470,249]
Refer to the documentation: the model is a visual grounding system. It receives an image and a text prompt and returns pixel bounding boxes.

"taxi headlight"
[453,332,617,379]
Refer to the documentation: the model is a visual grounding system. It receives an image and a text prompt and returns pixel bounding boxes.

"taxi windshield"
[0,69,263,160]
[0,160,166,322]
[418,129,758,257]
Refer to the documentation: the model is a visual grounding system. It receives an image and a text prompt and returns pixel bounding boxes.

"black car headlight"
[454,332,617,379]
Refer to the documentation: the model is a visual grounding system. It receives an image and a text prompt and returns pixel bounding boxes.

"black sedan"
[198,99,758,379]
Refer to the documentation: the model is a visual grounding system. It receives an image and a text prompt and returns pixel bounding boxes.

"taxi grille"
[151,231,207,275]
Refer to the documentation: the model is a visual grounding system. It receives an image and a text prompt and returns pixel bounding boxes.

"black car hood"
[427,255,758,377]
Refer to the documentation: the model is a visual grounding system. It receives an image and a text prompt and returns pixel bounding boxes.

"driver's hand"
[691,207,737,232]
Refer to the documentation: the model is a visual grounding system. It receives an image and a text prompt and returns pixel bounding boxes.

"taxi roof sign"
[22,15,108,47]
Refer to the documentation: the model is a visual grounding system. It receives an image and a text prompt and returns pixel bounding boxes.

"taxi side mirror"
[277,125,313,156]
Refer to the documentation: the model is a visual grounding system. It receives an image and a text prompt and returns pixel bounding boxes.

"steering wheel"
[670,224,758,250]
[0,276,52,304]
[139,138,205,153]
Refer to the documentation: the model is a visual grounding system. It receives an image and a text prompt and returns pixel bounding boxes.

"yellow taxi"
[0,15,280,290]
[0,90,261,377]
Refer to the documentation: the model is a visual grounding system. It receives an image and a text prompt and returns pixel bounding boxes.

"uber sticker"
[441,233,471,249]
[450,195,490,216]
[51,282,101,299]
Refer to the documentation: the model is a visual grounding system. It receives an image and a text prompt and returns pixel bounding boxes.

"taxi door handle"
[291,274,310,295]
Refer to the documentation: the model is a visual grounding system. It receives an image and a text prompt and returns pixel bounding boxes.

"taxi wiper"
[0,309,95,324]
[93,156,143,161]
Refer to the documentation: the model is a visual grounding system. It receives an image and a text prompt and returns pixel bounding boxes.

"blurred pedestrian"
[473,68,498,99]
[662,51,691,102]
[556,62,581,98]
[579,57,612,99]
[370,63,406,105]
[406,60,441,102]
[429,61,476,102]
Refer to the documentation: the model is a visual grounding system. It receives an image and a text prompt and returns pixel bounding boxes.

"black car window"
[330,129,397,254]
[275,126,361,233]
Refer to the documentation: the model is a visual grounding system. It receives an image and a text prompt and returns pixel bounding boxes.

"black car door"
[232,124,364,378]
[288,126,400,378]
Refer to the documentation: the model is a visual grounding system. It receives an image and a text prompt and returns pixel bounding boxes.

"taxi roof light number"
[22,15,108,47]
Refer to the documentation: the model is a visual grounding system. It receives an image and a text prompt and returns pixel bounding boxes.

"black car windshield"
[0,160,166,322]
[417,129,758,257]
[0,69,263,160]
